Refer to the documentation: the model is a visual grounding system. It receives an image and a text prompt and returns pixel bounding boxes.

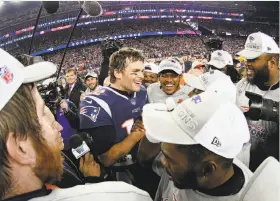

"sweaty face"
[30,87,64,183]
[118,60,144,92]
[161,143,199,190]
[85,77,98,91]
[246,55,270,85]
[143,72,158,88]
[66,71,77,85]
[159,70,181,95]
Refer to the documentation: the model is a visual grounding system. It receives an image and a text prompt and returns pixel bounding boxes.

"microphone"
[78,132,100,161]
[42,1,59,14]
[74,132,113,180]
[81,1,103,17]
[69,134,90,159]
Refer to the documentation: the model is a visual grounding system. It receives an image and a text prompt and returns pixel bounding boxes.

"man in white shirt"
[235,32,280,171]
[84,72,102,94]
[142,90,252,201]
[0,49,152,201]
[147,58,193,104]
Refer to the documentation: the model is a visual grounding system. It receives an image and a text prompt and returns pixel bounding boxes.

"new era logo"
[211,137,221,147]
[267,47,272,51]
[217,52,222,56]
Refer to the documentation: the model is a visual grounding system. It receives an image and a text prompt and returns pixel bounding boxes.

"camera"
[101,38,123,58]
[16,54,63,114]
[37,80,64,115]
[244,91,279,123]
[205,38,223,51]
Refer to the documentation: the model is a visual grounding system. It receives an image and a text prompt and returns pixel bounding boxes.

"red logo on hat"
[0,66,14,84]
[177,98,183,104]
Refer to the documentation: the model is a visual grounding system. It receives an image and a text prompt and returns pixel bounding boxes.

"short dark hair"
[176,144,233,170]
[109,47,145,83]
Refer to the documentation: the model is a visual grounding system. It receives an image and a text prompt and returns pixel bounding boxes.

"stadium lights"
[0,0,3,7]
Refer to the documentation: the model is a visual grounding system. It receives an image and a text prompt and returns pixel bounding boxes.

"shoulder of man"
[147,82,161,95]
[79,89,114,129]
[29,182,152,201]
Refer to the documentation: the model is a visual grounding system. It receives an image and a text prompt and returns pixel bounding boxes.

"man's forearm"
[99,132,142,167]
[137,136,161,164]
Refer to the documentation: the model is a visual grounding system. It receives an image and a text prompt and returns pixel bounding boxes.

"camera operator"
[236,32,280,171]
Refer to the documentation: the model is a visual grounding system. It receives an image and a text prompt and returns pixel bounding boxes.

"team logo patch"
[177,98,183,104]
[0,66,14,84]
[80,106,100,122]
[267,47,272,51]
[192,95,202,104]
[217,52,222,57]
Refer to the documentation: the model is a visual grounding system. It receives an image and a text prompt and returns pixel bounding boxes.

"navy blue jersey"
[79,86,147,144]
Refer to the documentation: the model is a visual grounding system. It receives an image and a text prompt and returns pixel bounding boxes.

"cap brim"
[207,60,226,69]
[143,103,198,145]
[159,68,181,75]
[183,73,206,91]
[23,62,57,83]
[237,49,263,60]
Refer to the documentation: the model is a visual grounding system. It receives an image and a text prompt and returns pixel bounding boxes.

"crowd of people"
[200,20,279,37]
[42,35,246,76]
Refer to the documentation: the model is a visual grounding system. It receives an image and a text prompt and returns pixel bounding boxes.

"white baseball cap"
[237,32,280,60]
[158,58,182,75]
[183,70,236,103]
[143,90,250,159]
[207,50,233,69]
[0,49,57,111]
[144,63,159,74]
[85,72,98,79]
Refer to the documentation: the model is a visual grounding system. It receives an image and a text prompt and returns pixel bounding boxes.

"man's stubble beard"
[32,139,64,184]
[247,63,270,86]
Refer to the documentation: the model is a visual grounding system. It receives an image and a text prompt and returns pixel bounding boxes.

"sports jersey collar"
[106,86,136,100]
[2,185,51,201]
[197,164,245,196]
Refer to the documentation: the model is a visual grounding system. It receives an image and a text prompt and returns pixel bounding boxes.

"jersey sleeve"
[79,95,113,129]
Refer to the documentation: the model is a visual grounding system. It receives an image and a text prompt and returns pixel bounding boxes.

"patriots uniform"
[79,86,147,158]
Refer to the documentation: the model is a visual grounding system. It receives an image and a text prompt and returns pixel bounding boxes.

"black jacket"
[64,78,87,108]
[64,101,80,130]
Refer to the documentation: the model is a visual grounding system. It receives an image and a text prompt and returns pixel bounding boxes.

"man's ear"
[268,56,279,69]
[114,69,122,80]
[6,132,36,166]
[201,161,217,177]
